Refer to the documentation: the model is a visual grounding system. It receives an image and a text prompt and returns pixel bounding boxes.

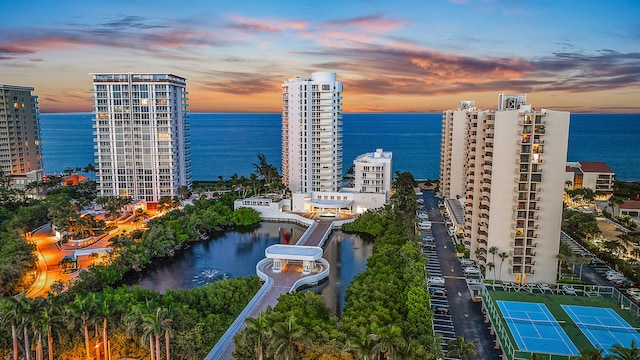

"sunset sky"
[1,0,639,113]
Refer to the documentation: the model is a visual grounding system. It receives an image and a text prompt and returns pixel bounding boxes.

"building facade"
[565,161,615,196]
[91,73,191,202]
[441,94,570,283]
[281,72,343,194]
[440,100,475,199]
[353,148,392,200]
[0,84,44,188]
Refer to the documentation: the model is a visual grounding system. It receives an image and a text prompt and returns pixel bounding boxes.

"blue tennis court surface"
[562,305,640,355]
[497,301,580,356]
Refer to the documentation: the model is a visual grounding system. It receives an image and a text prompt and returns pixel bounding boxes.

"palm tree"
[244,312,270,360]
[125,301,154,360]
[12,293,33,360]
[557,253,567,281]
[95,295,112,360]
[344,327,374,360]
[66,295,96,360]
[609,339,640,359]
[372,325,404,360]
[133,208,150,228]
[39,295,63,360]
[488,246,498,279]
[486,262,495,281]
[579,347,607,359]
[0,296,22,360]
[498,252,509,282]
[446,336,476,360]
[267,314,306,360]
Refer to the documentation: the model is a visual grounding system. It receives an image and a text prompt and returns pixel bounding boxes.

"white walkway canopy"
[73,247,111,260]
[265,244,323,274]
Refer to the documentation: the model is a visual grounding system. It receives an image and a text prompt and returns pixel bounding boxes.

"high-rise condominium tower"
[440,94,569,283]
[0,84,43,184]
[281,72,343,194]
[92,73,190,202]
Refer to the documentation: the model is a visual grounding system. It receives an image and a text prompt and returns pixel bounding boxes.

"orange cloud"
[229,16,307,33]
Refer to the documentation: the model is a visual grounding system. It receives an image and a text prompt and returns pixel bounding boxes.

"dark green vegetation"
[0,156,284,359]
[610,181,640,204]
[68,192,261,295]
[0,277,261,360]
[0,189,263,359]
[233,172,441,359]
[562,208,640,285]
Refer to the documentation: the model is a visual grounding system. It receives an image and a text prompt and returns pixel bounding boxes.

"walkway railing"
[290,258,330,293]
[204,258,274,360]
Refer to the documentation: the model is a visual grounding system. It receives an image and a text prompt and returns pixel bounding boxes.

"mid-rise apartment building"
[281,72,343,194]
[91,73,191,202]
[441,94,570,283]
[353,148,392,200]
[0,84,44,187]
[565,161,615,196]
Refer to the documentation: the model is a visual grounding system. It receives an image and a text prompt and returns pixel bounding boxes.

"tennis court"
[562,305,640,355]
[497,301,580,355]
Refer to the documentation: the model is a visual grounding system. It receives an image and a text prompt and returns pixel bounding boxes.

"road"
[421,190,501,359]
[26,219,141,298]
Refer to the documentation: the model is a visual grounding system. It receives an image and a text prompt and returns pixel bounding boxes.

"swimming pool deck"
[205,218,336,360]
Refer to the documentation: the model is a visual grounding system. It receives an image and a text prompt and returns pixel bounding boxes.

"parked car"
[428,286,448,296]
[463,267,480,275]
[615,278,632,287]
[422,243,436,251]
[432,305,451,315]
[428,276,445,285]
[460,259,475,266]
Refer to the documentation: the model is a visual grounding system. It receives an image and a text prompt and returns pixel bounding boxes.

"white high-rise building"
[281,72,343,194]
[441,94,569,284]
[91,73,191,202]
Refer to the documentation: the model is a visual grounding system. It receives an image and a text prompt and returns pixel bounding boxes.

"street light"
[95,341,101,360]
[95,340,112,360]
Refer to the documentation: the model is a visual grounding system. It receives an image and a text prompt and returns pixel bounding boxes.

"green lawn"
[488,290,640,354]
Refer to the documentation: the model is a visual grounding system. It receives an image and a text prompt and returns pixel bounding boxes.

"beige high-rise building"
[281,72,343,194]
[0,84,44,188]
[441,94,569,283]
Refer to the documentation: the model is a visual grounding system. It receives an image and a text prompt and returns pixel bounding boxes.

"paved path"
[209,218,335,360]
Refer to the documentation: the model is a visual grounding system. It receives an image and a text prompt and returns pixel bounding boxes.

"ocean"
[40,113,640,182]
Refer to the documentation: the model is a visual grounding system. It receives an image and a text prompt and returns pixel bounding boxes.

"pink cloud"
[229,16,307,33]
[324,14,408,32]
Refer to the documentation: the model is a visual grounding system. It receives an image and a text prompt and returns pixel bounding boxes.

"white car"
[607,273,625,281]
[463,267,480,275]
[428,276,445,285]
[460,259,475,266]
[418,223,432,230]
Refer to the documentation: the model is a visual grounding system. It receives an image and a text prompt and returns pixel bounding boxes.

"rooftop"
[620,200,640,210]
[578,161,614,174]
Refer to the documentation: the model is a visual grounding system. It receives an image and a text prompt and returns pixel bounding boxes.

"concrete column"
[302,260,312,274]
[273,258,282,272]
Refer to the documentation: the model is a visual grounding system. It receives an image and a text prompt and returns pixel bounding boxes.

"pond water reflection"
[132,222,373,316]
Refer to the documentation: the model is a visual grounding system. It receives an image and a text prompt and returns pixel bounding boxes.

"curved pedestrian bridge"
[205,218,339,360]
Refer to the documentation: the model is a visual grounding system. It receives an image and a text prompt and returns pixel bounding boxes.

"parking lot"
[423,237,456,348]
[419,190,501,359]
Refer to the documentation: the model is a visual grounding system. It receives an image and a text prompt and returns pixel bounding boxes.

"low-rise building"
[565,161,615,196]
[613,200,640,218]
